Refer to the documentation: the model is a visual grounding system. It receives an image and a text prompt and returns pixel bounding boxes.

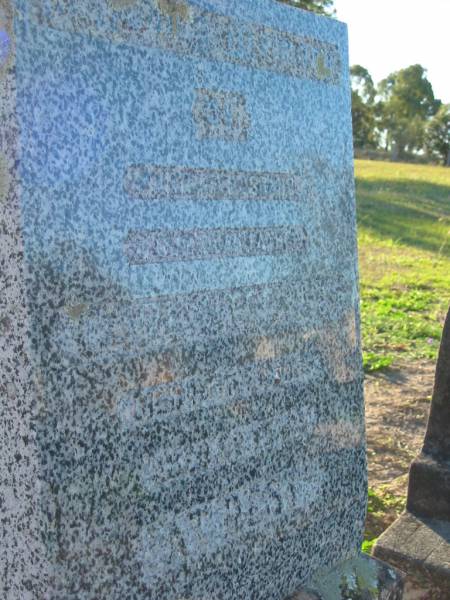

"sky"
[334,0,450,104]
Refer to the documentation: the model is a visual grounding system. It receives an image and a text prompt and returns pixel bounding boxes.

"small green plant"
[367,486,406,515]
[361,538,377,554]
[364,487,406,553]
[363,352,393,373]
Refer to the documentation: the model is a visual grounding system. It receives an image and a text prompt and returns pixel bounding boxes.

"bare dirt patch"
[364,359,435,537]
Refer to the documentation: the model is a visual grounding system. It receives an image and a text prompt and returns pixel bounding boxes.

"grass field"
[357,160,450,553]
[356,159,450,372]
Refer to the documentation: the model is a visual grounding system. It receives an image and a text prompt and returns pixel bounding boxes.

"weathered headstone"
[374,308,450,596]
[1,1,401,598]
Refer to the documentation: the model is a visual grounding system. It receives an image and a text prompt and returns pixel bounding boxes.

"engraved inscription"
[193,88,251,142]
[124,165,301,201]
[12,0,362,595]
[117,328,321,392]
[316,54,332,80]
[123,225,307,264]
[56,273,355,364]
[108,0,137,10]
[155,0,191,34]
[37,5,341,84]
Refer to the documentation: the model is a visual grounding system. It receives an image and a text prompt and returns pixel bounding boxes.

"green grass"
[362,487,406,554]
[356,160,450,371]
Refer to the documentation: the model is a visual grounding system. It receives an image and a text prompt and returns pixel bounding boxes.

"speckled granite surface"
[0,1,365,598]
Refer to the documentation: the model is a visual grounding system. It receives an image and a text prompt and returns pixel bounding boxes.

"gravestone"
[374,308,450,596]
[1,1,402,598]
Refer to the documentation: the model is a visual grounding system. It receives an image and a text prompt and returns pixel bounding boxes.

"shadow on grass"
[366,366,410,385]
[356,177,450,258]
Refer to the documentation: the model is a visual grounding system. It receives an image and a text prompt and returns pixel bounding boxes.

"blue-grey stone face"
[1,0,366,598]
[0,29,10,66]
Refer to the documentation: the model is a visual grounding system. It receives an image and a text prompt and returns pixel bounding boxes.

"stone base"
[407,455,450,520]
[289,553,405,599]
[373,512,450,598]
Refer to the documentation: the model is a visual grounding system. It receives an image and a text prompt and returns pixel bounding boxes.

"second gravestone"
[0,1,400,598]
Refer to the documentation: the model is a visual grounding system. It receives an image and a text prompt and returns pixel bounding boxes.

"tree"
[350,65,378,149]
[351,91,378,149]
[351,65,376,105]
[425,105,450,166]
[378,64,440,160]
[277,0,335,16]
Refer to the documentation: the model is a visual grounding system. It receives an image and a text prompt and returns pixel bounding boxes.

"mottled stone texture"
[0,1,51,597]
[0,1,365,599]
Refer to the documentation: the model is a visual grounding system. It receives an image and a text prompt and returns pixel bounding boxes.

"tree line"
[279,0,450,166]
[351,64,450,166]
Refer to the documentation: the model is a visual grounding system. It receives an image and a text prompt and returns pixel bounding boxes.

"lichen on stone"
[155,0,191,34]
[309,555,379,600]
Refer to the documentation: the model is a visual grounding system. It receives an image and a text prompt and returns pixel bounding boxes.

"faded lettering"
[36,4,341,84]
[155,0,191,34]
[123,225,307,264]
[124,164,301,202]
[193,88,251,142]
